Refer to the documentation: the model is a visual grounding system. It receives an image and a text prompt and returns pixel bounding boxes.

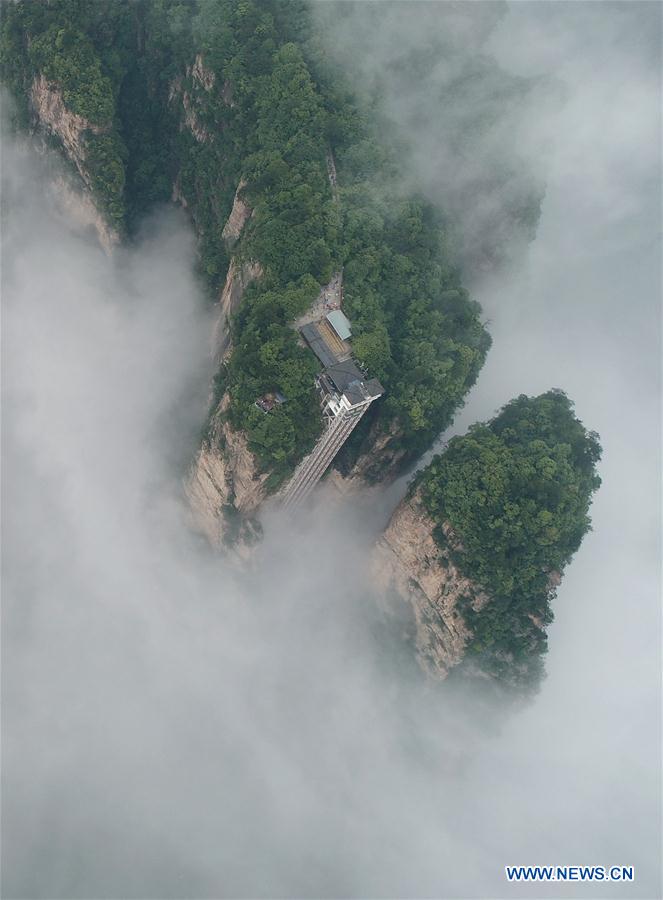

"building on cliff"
[280,359,384,511]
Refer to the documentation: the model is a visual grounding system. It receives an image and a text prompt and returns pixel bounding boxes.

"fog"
[2,3,661,899]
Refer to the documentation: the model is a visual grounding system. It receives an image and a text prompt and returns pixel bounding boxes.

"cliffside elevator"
[279,360,384,511]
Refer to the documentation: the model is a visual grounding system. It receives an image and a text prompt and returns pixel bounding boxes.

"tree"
[418,390,602,689]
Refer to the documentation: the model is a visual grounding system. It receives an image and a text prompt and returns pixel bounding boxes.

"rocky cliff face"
[212,257,262,364]
[221,180,251,246]
[169,53,218,144]
[31,74,97,177]
[185,393,268,560]
[190,53,216,92]
[30,74,119,252]
[374,488,490,679]
[211,179,260,362]
[185,173,265,557]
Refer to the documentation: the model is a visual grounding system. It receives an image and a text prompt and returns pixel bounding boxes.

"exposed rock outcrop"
[221,180,251,247]
[171,176,189,209]
[169,56,217,144]
[30,75,119,251]
[31,75,101,179]
[184,393,268,560]
[179,85,213,143]
[187,178,263,555]
[190,54,215,92]
[374,489,489,679]
[213,257,263,363]
[168,53,216,144]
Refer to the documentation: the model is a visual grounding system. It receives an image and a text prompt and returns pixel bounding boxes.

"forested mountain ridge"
[376,391,602,691]
[3,2,603,691]
[2,0,544,546]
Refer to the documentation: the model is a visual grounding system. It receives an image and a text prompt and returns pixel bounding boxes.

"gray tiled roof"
[323,359,365,393]
[300,323,337,369]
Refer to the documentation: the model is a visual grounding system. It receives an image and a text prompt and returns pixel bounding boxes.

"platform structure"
[279,361,384,512]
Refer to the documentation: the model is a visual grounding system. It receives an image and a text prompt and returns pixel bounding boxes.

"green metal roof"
[326,309,352,341]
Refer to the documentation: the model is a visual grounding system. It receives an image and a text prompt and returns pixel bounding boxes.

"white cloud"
[2,3,661,896]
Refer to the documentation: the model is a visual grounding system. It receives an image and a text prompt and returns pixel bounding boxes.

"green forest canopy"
[418,390,602,689]
[0,0,552,487]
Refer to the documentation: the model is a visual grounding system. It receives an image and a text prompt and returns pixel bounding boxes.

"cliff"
[168,53,217,144]
[29,74,119,252]
[374,489,490,679]
[184,393,267,560]
[377,391,602,691]
[32,74,93,169]
[221,180,251,247]
[188,183,265,555]
[212,180,260,363]
[212,257,263,364]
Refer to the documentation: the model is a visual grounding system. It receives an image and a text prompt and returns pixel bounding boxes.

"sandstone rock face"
[221,180,251,246]
[31,75,102,177]
[171,176,188,209]
[30,75,119,251]
[169,57,216,144]
[184,393,267,560]
[374,489,489,679]
[190,54,215,92]
[186,176,263,557]
[213,258,263,363]
[179,86,213,143]
[186,250,263,558]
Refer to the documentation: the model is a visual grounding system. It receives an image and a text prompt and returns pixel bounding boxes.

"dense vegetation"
[2,0,550,487]
[310,1,545,273]
[418,391,602,689]
[0,0,135,225]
